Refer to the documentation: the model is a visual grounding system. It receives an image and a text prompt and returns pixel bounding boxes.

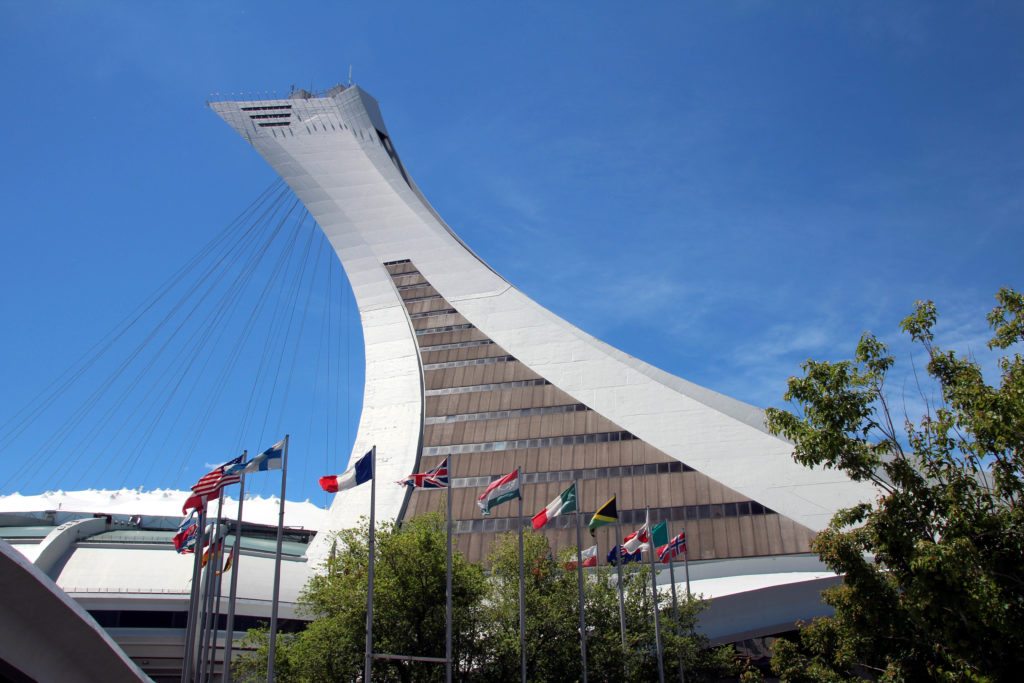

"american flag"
[397,457,449,489]
[191,454,245,497]
[659,531,687,564]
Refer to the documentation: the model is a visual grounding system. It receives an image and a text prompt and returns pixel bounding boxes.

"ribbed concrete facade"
[211,84,873,569]
[388,261,815,564]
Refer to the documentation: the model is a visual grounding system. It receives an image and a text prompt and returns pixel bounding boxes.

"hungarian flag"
[588,496,617,536]
[657,531,687,564]
[477,469,520,516]
[397,457,449,489]
[564,544,599,570]
[532,482,577,530]
[320,448,374,493]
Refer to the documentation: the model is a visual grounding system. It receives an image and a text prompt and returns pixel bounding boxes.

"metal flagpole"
[445,462,453,683]
[645,508,665,683]
[573,480,589,683]
[199,493,225,682]
[518,466,526,683]
[613,499,627,651]
[182,503,206,683]
[267,435,289,681]
[683,541,691,598]
[222,452,247,683]
[667,544,686,683]
[364,445,377,683]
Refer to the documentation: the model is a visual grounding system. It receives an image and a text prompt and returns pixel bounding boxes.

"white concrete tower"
[211,85,872,568]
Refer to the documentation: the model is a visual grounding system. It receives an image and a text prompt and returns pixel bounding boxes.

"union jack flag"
[658,531,687,564]
[397,458,449,489]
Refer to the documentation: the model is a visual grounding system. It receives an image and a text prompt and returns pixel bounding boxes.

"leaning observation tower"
[211,84,871,569]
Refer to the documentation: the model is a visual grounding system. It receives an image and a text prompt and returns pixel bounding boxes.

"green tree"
[234,512,487,682]
[480,531,738,682]
[765,289,1024,681]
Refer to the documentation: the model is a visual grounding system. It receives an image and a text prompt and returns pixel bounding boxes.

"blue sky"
[1,2,1021,503]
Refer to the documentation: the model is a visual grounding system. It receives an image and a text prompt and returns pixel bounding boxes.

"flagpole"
[445,462,453,683]
[200,493,225,682]
[683,544,691,598]
[181,503,206,683]
[573,480,589,683]
[222,451,247,683]
[267,435,289,681]
[364,445,377,683]
[667,543,686,683]
[646,508,665,683]
[613,497,627,652]
[518,466,526,683]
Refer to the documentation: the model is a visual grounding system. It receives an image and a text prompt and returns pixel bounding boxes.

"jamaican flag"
[588,495,618,536]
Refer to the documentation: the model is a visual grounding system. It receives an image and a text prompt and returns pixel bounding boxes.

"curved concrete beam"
[33,516,109,578]
[0,540,150,682]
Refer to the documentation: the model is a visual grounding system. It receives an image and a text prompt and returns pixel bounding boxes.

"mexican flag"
[531,482,577,530]
[477,469,521,516]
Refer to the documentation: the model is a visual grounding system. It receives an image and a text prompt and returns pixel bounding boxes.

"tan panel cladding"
[413,313,467,331]
[405,298,456,316]
[401,284,439,301]
[416,327,489,347]
[420,343,511,365]
[423,362,541,391]
[426,384,580,417]
[422,410,622,447]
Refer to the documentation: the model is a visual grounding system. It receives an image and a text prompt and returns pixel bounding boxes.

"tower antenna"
[348,65,353,86]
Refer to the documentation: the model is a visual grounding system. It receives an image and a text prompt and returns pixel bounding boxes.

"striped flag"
[182,454,244,513]
[532,482,577,530]
[564,544,599,570]
[622,511,650,554]
[320,449,374,493]
[477,469,521,516]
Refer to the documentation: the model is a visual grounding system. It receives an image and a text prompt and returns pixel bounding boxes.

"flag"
[189,454,245,500]
[182,493,206,515]
[216,549,234,576]
[225,440,284,475]
[658,531,687,564]
[588,496,618,536]
[623,512,650,554]
[607,545,643,566]
[564,544,599,570]
[172,511,199,553]
[320,448,374,493]
[477,469,520,516]
[397,457,449,489]
[201,538,223,568]
[531,482,577,530]
[651,520,669,548]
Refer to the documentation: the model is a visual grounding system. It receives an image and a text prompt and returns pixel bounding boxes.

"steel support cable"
[227,205,308,461]
[256,217,321,504]
[0,180,286,452]
[301,236,330,495]
[172,201,306,485]
[31,190,291,481]
[111,203,302,487]
[83,200,288,485]
[11,188,294,489]
[130,205,304,487]
[245,215,319,498]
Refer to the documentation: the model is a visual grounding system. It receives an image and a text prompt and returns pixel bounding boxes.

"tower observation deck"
[211,85,872,567]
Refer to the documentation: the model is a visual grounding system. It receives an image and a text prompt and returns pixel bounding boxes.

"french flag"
[320,448,374,493]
